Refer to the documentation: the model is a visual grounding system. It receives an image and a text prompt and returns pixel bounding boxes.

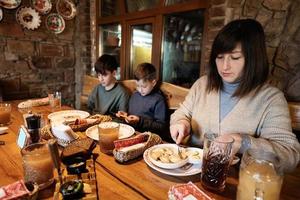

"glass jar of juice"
[237,148,283,200]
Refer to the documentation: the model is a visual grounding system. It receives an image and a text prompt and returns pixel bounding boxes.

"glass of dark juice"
[201,133,234,192]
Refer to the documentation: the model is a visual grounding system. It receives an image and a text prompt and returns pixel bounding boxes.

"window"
[96,0,208,87]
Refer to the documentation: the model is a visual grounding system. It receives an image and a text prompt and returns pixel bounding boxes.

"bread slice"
[61,138,96,162]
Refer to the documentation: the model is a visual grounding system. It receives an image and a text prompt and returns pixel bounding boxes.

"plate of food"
[143,145,202,176]
[48,110,90,124]
[85,123,135,141]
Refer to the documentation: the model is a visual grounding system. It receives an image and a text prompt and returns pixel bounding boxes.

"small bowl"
[185,147,203,165]
[60,180,84,200]
[65,157,87,174]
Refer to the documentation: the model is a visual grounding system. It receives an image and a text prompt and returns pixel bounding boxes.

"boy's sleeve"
[118,89,130,112]
[87,86,97,112]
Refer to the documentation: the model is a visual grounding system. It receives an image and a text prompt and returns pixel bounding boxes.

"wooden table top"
[0,100,299,200]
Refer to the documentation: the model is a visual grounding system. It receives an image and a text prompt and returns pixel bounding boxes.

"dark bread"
[61,138,96,162]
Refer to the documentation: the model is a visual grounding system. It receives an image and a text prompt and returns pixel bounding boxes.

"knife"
[48,139,63,184]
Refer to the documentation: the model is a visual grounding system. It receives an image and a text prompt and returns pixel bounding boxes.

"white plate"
[48,110,90,123]
[143,148,202,176]
[85,124,135,141]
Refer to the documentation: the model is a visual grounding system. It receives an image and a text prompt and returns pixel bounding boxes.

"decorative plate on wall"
[56,0,76,20]
[0,0,21,9]
[45,13,65,34]
[0,8,3,22]
[16,7,41,30]
[31,0,52,15]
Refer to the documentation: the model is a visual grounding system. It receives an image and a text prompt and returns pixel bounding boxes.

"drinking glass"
[237,148,283,200]
[201,133,234,192]
[0,103,11,126]
[21,142,54,190]
[98,122,119,154]
[49,91,61,109]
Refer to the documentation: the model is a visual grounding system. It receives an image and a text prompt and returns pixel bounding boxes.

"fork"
[178,145,183,159]
[180,163,193,170]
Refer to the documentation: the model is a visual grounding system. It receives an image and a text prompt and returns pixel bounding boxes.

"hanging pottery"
[56,0,76,20]
[0,0,21,9]
[31,0,52,15]
[45,13,65,34]
[16,7,41,30]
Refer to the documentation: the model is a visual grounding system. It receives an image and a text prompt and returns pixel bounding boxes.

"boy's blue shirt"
[128,88,168,136]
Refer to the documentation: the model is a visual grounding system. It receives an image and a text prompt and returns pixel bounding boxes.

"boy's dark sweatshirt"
[128,87,169,139]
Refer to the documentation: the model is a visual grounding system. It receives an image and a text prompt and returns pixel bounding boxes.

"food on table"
[62,137,96,161]
[66,156,87,175]
[60,180,84,200]
[168,182,213,200]
[150,147,187,164]
[17,97,49,108]
[0,180,29,199]
[113,132,162,163]
[68,114,112,132]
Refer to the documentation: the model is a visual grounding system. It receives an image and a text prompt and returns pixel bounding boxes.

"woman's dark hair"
[94,54,118,75]
[134,63,157,81]
[206,19,269,97]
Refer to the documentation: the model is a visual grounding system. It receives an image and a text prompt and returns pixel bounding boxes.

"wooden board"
[53,159,98,200]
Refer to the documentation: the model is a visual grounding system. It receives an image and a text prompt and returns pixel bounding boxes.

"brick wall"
[0,0,91,106]
[205,0,300,101]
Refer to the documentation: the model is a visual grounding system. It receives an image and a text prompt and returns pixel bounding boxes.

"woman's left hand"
[217,133,242,157]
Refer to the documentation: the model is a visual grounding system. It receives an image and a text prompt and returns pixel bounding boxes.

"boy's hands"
[116,111,139,125]
[116,111,128,119]
[125,115,140,125]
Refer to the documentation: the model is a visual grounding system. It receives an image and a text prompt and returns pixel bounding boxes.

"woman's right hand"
[170,123,190,144]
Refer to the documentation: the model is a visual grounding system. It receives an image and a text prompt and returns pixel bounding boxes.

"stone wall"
[0,0,91,106]
[205,0,300,101]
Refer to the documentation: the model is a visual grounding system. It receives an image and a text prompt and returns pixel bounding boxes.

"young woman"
[170,19,300,172]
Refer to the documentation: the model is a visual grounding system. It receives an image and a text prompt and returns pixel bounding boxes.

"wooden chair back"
[288,102,300,131]
[81,75,189,110]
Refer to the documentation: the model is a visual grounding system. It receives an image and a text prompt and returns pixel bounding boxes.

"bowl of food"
[148,144,188,169]
[184,147,203,164]
[60,180,84,200]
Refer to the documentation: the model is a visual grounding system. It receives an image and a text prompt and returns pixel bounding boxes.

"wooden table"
[0,101,299,200]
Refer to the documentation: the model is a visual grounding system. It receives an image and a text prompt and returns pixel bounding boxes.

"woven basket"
[68,114,112,132]
[113,132,162,163]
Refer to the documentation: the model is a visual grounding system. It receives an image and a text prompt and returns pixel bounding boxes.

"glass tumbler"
[49,91,61,109]
[0,103,11,126]
[21,142,54,190]
[237,148,283,200]
[201,133,234,192]
[98,122,119,154]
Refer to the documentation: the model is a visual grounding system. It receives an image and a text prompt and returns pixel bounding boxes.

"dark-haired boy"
[87,54,130,115]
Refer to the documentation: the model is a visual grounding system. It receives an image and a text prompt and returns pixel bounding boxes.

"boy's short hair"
[134,63,157,81]
[94,54,118,75]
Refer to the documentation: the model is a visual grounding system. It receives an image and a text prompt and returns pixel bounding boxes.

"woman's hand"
[125,115,140,125]
[217,133,242,157]
[170,123,190,144]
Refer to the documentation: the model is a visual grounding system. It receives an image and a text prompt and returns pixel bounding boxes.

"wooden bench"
[80,75,189,111]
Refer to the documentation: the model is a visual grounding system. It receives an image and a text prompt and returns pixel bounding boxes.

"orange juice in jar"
[0,103,11,126]
[237,149,283,200]
[21,142,54,189]
[98,122,119,154]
